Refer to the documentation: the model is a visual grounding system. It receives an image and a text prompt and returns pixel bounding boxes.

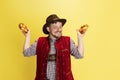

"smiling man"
[22,14,85,80]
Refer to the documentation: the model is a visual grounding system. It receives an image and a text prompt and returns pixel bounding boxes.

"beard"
[50,31,62,39]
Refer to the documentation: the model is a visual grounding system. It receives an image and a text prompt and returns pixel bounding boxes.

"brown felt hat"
[43,14,66,34]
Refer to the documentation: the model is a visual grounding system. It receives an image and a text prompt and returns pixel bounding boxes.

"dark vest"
[35,36,74,80]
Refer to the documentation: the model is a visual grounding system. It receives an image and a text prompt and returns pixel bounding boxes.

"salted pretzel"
[19,23,29,33]
[79,24,88,34]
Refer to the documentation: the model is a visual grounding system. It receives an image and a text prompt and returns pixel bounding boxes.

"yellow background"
[0,0,120,80]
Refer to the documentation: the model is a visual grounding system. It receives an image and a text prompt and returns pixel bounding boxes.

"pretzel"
[79,24,88,34]
[19,23,29,33]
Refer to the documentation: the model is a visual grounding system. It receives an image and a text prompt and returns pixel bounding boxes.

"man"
[22,14,84,80]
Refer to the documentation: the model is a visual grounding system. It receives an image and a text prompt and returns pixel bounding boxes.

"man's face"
[47,21,62,39]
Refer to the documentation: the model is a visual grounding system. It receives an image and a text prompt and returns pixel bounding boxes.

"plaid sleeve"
[70,39,82,59]
[23,40,37,57]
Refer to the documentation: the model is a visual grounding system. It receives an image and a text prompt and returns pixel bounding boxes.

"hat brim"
[43,19,66,34]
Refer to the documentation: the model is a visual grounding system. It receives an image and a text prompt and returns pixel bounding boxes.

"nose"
[57,27,62,32]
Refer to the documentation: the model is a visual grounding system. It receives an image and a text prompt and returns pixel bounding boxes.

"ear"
[46,27,50,32]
